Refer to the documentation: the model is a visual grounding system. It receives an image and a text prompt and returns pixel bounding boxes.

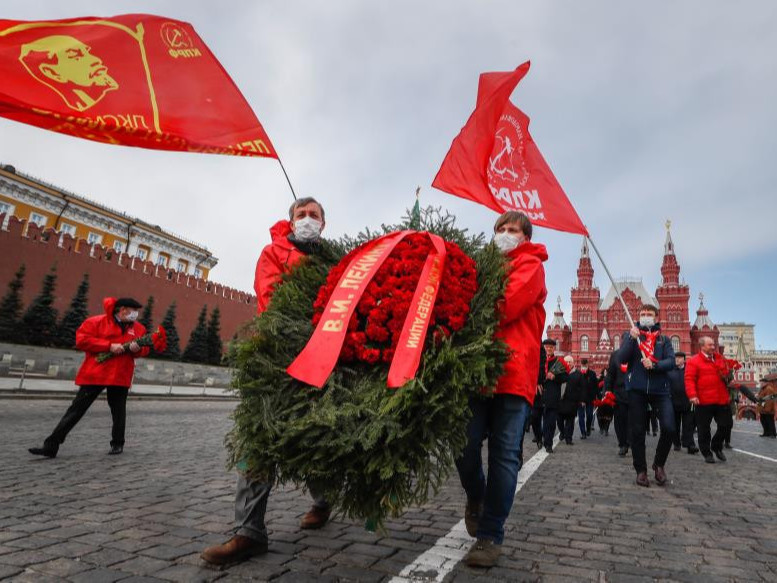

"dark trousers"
[673,409,696,448]
[646,408,658,434]
[45,385,129,449]
[760,413,776,436]
[695,404,733,456]
[542,407,558,448]
[628,391,675,474]
[578,403,594,435]
[560,414,575,442]
[456,394,530,545]
[530,402,543,443]
[614,401,629,447]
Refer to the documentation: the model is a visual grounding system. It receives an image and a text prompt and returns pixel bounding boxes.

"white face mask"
[493,232,522,253]
[126,310,139,322]
[293,216,323,241]
[639,316,655,328]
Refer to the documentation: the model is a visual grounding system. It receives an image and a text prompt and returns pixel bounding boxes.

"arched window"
[581,335,589,352]
[671,336,680,352]
[614,334,620,350]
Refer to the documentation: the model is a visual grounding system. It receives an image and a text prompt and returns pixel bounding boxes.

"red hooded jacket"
[253,220,306,315]
[494,241,548,403]
[685,351,730,406]
[74,297,150,388]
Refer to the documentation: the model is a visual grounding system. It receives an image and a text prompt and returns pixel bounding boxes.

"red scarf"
[639,330,660,363]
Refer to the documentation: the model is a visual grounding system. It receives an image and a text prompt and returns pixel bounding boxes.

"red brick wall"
[0,214,256,349]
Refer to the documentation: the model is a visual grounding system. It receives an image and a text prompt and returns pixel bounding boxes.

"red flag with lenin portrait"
[0,14,276,158]
[433,62,587,236]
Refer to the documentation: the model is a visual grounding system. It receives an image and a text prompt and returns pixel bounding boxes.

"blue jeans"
[578,403,594,435]
[455,394,530,545]
[627,390,675,473]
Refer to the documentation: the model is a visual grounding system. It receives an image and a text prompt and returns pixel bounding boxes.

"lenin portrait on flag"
[19,35,119,112]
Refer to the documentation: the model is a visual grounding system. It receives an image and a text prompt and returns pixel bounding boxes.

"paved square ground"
[1,397,775,581]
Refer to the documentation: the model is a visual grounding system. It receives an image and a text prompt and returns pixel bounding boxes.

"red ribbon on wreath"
[287,230,448,389]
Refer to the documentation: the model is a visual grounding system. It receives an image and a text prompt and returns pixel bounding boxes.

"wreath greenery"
[226,208,508,528]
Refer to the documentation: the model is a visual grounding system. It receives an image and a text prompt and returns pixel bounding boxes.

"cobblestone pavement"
[1,398,775,582]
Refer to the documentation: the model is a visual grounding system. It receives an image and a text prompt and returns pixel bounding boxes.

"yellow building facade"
[0,164,216,279]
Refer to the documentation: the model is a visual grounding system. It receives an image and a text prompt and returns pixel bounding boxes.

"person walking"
[685,336,734,464]
[202,198,333,566]
[668,352,698,454]
[605,349,630,456]
[757,376,776,437]
[540,339,568,454]
[617,304,676,487]
[560,355,582,445]
[28,297,149,458]
[530,344,547,449]
[456,211,548,568]
[576,358,598,439]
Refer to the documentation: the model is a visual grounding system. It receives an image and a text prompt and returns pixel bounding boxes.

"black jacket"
[559,369,584,416]
[668,365,691,412]
[605,350,628,404]
[617,324,675,394]
[580,369,599,403]
[542,356,568,409]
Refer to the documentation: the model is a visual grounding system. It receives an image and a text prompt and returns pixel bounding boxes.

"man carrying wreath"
[456,210,548,568]
[28,297,148,458]
[202,197,332,566]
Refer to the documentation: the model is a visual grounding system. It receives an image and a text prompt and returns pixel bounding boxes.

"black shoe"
[673,445,681,451]
[580,434,587,440]
[713,449,726,462]
[687,446,699,455]
[29,446,57,458]
[704,454,715,464]
[536,439,542,450]
[723,442,732,449]
[587,430,592,437]
[605,430,609,436]
[618,446,628,457]
[108,446,123,455]
[566,440,574,445]
[652,432,658,436]
[545,446,553,454]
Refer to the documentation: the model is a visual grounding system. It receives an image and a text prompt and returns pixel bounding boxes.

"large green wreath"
[226,208,508,528]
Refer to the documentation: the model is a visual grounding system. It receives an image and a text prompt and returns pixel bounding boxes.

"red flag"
[0,15,276,157]
[433,63,588,236]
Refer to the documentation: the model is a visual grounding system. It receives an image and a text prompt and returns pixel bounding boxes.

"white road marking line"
[733,448,777,463]
[390,436,559,582]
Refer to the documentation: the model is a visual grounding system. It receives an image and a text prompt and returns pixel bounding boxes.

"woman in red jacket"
[28,297,149,458]
[456,211,547,568]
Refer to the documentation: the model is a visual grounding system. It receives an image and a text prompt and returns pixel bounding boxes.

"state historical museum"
[547,223,719,371]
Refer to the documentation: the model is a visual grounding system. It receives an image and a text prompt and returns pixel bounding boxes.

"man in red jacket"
[28,297,148,458]
[685,336,733,463]
[203,197,331,566]
[456,210,547,568]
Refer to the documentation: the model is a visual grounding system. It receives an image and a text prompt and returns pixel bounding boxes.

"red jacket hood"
[269,220,293,241]
[507,241,548,263]
[102,297,117,317]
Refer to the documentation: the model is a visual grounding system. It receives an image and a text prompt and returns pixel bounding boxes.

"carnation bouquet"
[226,208,509,528]
[96,325,167,363]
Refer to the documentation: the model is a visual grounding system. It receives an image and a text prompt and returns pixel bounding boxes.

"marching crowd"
[25,203,776,570]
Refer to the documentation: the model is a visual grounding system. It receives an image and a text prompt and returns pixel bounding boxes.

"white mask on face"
[126,310,139,322]
[493,232,522,253]
[293,216,323,241]
[639,316,655,328]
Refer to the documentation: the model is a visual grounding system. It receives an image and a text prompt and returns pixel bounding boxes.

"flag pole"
[277,157,297,201]
[585,234,636,329]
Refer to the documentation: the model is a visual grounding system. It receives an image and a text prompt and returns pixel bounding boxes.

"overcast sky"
[2,1,776,349]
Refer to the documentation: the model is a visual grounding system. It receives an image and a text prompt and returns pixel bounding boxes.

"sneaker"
[201,535,267,565]
[29,445,58,458]
[464,539,502,568]
[652,464,667,486]
[300,506,331,529]
[712,449,726,462]
[464,499,482,538]
[635,472,650,487]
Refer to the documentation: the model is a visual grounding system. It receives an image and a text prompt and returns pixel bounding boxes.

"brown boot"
[300,506,331,529]
[635,472,650,487]
[464,538,502,568]
[200,535,267,565]
[652,464,667,486]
